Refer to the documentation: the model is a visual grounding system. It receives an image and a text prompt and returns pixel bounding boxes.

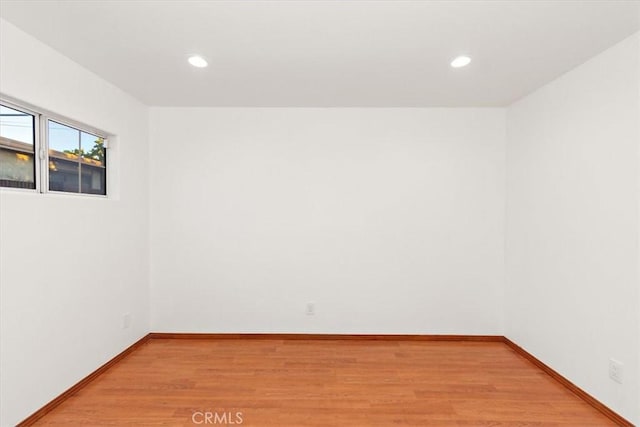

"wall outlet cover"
[608,358,623,384]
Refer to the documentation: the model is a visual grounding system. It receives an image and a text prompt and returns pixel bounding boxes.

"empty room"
[0,0,639,425]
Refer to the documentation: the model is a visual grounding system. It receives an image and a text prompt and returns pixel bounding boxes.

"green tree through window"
[63,137,104,163]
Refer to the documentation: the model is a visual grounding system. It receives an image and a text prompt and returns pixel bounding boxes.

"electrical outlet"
[123,313,132,329]
[609,358,623,384]
[305,303,315,316]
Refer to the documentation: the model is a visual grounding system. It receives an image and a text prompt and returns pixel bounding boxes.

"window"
[0,104,36,189]
[0,99,108,196]
[48,120,106,195]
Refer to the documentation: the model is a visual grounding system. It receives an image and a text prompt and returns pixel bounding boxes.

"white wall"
[636,14,640,422]
[637,23,640,423]
[150,108,506,335]
[506,33,640,424]
[0,20,150,426]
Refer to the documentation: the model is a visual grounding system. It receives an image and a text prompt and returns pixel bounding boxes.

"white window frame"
[0,96,110,197]
[43,115,109,197]
[0,98,41,192]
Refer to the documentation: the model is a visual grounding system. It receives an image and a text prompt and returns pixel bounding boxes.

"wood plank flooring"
[33,339,615,426]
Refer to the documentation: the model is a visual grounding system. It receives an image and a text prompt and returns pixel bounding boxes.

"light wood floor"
[34,339,614,426]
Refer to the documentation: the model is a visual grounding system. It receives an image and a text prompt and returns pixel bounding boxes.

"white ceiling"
[1,0,638,107]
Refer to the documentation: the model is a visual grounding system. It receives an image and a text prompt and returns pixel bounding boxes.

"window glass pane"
[49,120,80,193]
[0,105,36,189]
[80,164,106,195]
[49,158,79,192]
[80,131,106,195]
[80,132,104,162]
[49,121,80,153]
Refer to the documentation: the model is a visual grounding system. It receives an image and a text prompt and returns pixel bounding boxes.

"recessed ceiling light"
[188,55,208,68]
[451,55,471,68]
